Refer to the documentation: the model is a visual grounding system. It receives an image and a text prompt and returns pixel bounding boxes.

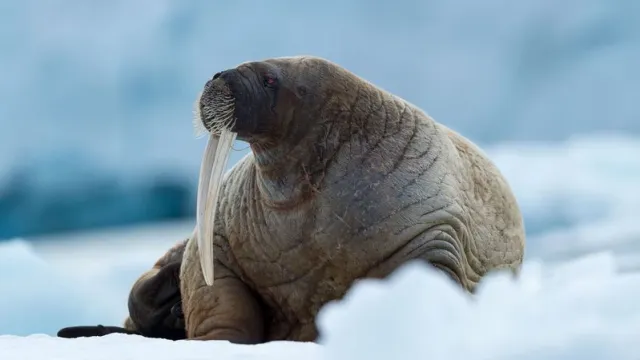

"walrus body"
[127,55,525,343]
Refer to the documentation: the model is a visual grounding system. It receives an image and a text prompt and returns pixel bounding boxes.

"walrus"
[174,55,526,343]
[61,55,526,343]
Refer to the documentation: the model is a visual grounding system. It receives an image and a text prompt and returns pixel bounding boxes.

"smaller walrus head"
[194,56,344,146]
[126,262,186,340]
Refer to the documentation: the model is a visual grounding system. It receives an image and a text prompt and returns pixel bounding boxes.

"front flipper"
[181,238,264,343]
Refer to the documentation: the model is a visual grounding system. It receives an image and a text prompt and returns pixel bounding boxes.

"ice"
[487,135,640,269]
[318,255,640,359]
[2,252,639,359]
[0,334,323,360]
[0,220,195,336]
[0,240,109,337]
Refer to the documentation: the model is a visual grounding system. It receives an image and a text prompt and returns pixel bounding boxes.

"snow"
[487,135,640,270]
[1,334,323,360]
[319,255,640,359]
[2,252,640,359]
[0,221,194,337]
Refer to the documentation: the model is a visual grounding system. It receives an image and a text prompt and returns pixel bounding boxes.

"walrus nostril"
[204,71,224,89]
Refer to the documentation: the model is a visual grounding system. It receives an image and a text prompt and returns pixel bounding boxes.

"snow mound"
[2,251,639,359]
[318,253,640,359]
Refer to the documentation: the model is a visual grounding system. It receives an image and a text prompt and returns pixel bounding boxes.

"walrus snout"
[202,65,281,142]
[197,72,237,136]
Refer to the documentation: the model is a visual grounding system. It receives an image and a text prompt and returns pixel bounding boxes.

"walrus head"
[192,56,347,286]
[196,65,278,142]
[195,56,328,145]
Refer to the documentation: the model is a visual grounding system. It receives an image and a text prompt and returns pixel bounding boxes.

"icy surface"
[0,334,323,360]
[487,135,640,270]
[318,255,640,359]
[1,221,194,336]
[2,253,639,359]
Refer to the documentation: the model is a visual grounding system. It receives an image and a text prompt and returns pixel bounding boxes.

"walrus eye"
[263,74,278,88]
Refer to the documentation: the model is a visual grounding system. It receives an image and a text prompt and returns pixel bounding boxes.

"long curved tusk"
[196,131,236,286]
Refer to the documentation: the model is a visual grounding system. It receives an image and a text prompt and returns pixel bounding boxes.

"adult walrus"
[131,55,526,343]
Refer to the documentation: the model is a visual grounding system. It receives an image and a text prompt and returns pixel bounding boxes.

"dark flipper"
[57,325,140,338]
[56,299,185,340]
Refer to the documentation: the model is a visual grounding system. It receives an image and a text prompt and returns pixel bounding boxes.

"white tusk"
[196,130,237,286]
[196,134,218,286]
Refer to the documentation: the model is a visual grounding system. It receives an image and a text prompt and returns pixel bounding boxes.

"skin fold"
[127,55,526,343]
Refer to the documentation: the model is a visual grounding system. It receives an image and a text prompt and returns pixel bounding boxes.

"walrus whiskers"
[194,92,237,287]
[192,92,209,139]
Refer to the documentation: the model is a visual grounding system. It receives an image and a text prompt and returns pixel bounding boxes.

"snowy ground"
[1,134,640,358]
[2,251,639,359]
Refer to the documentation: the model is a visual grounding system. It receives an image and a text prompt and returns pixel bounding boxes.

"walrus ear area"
[295,84,308,97]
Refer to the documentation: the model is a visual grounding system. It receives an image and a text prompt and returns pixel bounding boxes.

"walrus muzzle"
[193,76,237,286]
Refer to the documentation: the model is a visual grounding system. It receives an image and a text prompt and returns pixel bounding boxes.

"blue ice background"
[1,0,639,339]
[1,0,638,239]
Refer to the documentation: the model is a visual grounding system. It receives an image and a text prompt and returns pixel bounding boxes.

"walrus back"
[437,123,526,280]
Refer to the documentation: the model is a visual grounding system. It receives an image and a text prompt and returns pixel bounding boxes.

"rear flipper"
[57,325,139,338]
[57,240,189,340]
[56,299,185,340]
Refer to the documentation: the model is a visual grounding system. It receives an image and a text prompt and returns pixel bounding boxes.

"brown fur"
[140,56,525,343]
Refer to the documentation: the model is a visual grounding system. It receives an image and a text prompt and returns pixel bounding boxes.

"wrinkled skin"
[130,55,525,343]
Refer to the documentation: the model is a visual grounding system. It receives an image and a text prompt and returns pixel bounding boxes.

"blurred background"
[1,0,639,336]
